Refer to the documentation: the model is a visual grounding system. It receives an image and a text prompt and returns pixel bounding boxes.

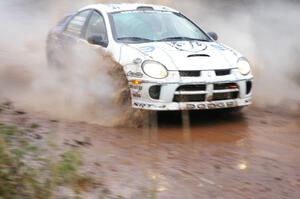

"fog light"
[149,85,161,100]
[132,80,142,85]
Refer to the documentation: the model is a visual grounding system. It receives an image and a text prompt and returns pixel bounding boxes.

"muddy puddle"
[34,106,298,198]
[1,101,300,198]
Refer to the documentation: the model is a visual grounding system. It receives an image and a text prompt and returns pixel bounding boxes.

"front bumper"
[129,71,253,111]
[133,97,252,111]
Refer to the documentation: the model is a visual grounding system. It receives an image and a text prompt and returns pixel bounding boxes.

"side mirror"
[207,32,219,41]
[87,35,107,47]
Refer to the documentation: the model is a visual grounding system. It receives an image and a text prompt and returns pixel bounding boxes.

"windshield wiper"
[159,37,209,42]
[117,37,155,42]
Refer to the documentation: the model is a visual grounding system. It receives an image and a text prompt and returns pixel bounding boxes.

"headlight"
[237,58,251,75]
[142,60,168,79]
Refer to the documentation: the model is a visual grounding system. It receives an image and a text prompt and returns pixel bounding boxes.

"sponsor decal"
[133,101,239,110]
[132,93,141,98]
[139,46,155,53]
[127,71,144,78]
[129,85,142,90]
[186,101,238,110]
[130,85,142,98]
[169,41,207,52]
[108,4,120,9]
[211,44,239,56]
[134,102,166,109]
[133,58,143,64]
[211,44,227,51]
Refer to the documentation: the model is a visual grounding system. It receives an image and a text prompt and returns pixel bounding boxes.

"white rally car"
[47,3,253,111]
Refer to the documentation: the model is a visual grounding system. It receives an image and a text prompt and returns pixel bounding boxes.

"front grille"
[176,85,206,92]
[173,83,239,103]
[173,94,206,102]
[179,69,231,77]
[215,69,231,76]
[214,83,238,90]
[213,92,239,101]
[179,71,201,77]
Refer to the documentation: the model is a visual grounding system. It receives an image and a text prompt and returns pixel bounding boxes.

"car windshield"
[109,11,211,43]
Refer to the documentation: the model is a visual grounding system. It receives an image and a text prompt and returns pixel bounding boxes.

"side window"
[65,10,91,37]
[84,11,108,47]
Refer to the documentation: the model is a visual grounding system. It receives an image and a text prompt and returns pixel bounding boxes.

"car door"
[68,10,110,67]
[47,14,73,66]
[58,9,92,66]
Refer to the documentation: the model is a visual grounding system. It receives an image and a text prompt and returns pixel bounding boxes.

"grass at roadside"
[0,123,94,199]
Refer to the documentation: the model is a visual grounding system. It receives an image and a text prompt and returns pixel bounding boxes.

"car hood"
[126,41,240,71]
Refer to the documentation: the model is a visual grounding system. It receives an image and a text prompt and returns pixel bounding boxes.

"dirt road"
[1,104,300,198]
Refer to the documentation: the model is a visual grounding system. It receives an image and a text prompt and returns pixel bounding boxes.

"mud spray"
[0,0,299,127]
[0,0,136,126]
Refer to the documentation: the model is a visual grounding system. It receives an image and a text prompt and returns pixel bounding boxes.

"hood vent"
[187,54,210,58]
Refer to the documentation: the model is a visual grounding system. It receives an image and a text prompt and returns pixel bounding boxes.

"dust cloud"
[168,0,300,108]
[0,0,299,125]
[0,0,130,126]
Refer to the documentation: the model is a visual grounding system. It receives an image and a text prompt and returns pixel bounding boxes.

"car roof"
[80,3,179,14]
